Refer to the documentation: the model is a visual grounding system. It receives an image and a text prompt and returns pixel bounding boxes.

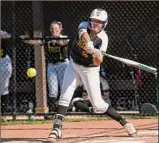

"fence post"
[32,1,48,113]
[11,1,17,120]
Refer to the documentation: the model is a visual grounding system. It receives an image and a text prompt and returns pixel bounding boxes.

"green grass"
[1,120,51,125]
[1,115,158,126]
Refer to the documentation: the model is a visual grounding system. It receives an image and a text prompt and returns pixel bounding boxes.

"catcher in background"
[0,30,12,114]
[47,8,137,142]
[24,21,70,112]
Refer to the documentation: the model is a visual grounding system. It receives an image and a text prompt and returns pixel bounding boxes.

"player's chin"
[93,57,102,66]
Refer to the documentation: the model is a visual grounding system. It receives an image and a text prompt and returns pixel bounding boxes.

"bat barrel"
[101,51,157,74]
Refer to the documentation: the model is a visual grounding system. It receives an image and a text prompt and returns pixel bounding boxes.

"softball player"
[47,9,137,142]
[46,21,69,111]
[24,21,69,112]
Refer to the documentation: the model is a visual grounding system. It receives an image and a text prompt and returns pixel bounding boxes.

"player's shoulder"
[79,21,88,25]
[97,30,108,41]
[78,21,89,29]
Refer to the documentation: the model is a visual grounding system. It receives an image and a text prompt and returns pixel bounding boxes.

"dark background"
[1,1,158,113]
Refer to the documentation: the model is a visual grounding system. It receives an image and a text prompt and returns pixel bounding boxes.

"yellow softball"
[27,68,37,78]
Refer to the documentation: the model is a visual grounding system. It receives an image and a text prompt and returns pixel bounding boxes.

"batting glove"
[92,49,102,57]
[85,41,94,54]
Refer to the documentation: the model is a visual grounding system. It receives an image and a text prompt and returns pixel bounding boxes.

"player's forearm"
[80,32,95,54]
[24,40,42,45]
[81,32,91,43]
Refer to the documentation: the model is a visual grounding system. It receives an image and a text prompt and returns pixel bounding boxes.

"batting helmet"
[89,8,108,29]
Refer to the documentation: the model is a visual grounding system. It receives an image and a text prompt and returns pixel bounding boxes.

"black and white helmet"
[89,8,108,29]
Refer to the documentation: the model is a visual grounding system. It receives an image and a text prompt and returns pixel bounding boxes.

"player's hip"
[70,58,100,72]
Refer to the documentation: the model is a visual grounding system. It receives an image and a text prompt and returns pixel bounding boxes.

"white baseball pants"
[58,59,109,113]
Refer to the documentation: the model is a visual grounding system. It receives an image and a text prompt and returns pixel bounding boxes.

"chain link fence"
[1,1,158,116]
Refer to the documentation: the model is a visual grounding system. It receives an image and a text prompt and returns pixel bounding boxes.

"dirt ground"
[1,119,158,143]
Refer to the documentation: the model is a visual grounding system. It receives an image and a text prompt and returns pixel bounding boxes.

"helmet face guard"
[88,8,108,31]
[88,19,105,31]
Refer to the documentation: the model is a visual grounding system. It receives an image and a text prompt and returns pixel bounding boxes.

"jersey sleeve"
[99,31,109,52]
[78,21,89,39]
